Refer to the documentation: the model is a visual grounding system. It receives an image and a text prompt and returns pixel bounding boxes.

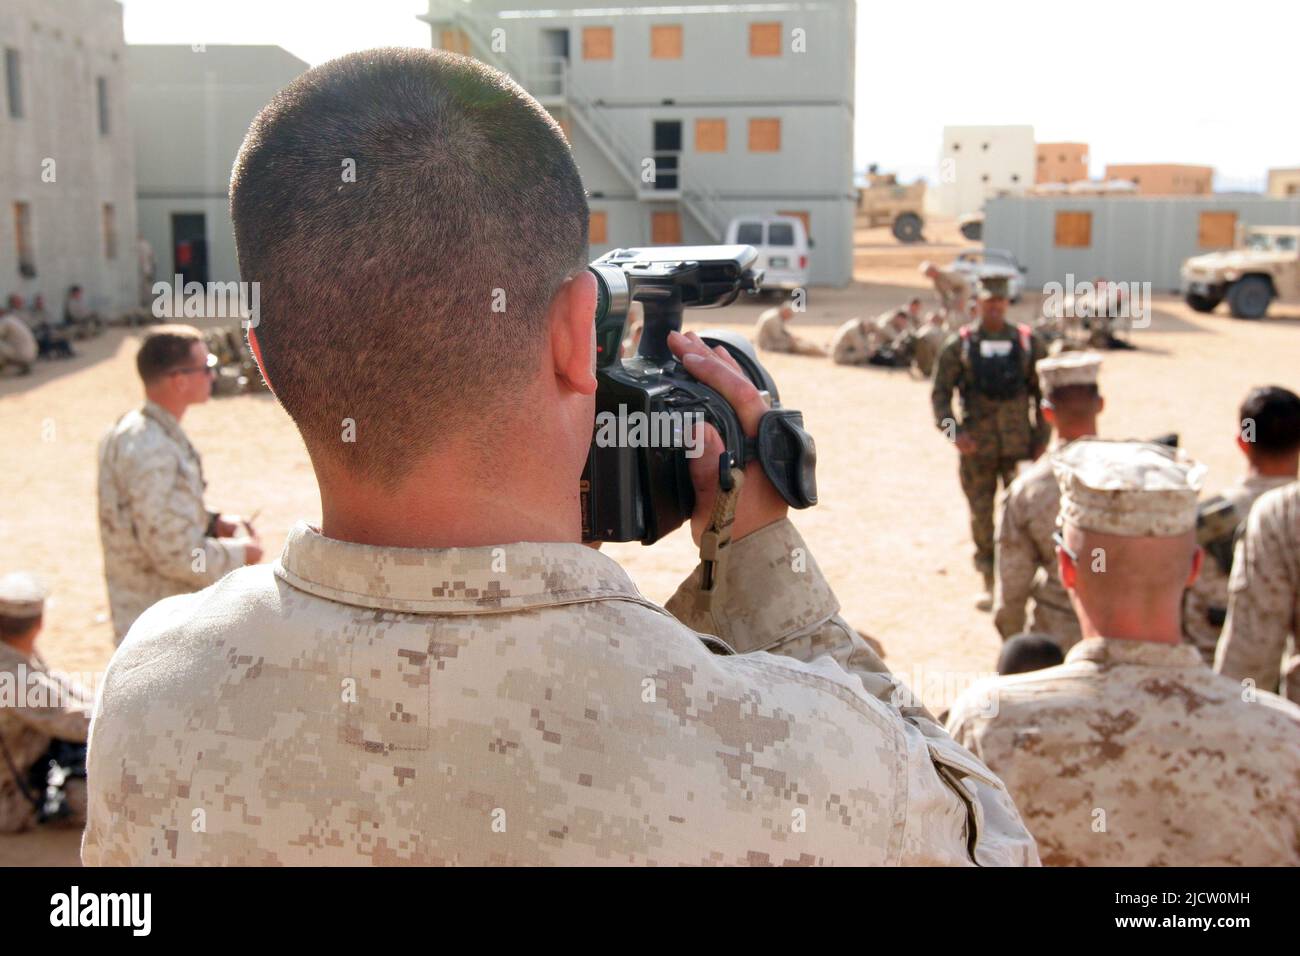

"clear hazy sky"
[120,0,1294,190]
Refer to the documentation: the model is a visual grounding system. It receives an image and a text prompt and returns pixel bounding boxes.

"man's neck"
[979,317,1007,334]
[1,635,37,658]
[1057,421,1097,444]
[1074,597,1183,644]
[1246,453,1299,480]
[317,444,582,550]
[145,391,188,423]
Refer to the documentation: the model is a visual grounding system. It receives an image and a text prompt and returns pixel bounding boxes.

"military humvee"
[858,167,926,243]
[1181,225,1300,319]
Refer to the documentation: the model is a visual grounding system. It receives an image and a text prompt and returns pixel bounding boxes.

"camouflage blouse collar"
[1065,637,1204,669]
[140,400,192,449]
[274,521,650,615]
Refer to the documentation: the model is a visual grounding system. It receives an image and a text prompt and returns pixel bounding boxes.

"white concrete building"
[936,125,1035,220]
[127,45,308,289]
[1,0,138,316]
[420,0,857,286]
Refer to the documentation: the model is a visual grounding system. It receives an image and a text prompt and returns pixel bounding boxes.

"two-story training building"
[1,0,139,317]
[419,0,856,287]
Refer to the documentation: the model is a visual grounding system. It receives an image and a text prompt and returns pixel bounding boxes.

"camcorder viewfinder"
[581,244,817,545]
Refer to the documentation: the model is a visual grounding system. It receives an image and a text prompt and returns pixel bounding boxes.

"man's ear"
[550,271,597,397]
[1058,546,1076,591]
[1186,545,1204,589]
[247,327,277,398]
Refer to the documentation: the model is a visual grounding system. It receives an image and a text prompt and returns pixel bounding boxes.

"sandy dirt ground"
[3,219,1298,865]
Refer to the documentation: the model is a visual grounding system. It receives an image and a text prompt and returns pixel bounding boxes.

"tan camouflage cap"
[0,571,47,618]
[1038,351,1102,394]
[1052,438,1206,537]
[977,275,1011,300]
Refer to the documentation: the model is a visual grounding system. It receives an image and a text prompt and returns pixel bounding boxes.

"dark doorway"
[171,212,209,287]
[652,120,681,191]
[542,28,570,60]
[539,29,570,96]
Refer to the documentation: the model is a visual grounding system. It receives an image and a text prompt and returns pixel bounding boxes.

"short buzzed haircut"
[997,634,1064,675]
[0,613,41,640]
[1046,383,1101,421]
[1240,386,1300,456]
[230,48,589,487]
[137,325,203,384]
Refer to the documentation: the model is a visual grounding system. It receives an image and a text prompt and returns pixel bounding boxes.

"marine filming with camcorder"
[581,244,818,545]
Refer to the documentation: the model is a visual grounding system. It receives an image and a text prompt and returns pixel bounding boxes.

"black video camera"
[581,245,817,544]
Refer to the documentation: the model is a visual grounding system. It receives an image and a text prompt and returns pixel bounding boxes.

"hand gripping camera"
[581,245,817,544]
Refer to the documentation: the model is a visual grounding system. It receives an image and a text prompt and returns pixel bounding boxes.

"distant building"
[127,45,308,291]
[419,0,857,286]
[1035,142,1088,184]
[935,125,1034,220]
[1267,167,1300,198]
[0,0,138,315]
[985,196,1300,292]
[1103,163,1214,197]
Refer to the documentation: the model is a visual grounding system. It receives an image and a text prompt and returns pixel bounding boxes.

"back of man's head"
[997,633,1065,675]
[230,48,589,488]
[1239,385,1300,460]
[0,613,41,645]
[137,324,203,385]
[1047,384,1102,428]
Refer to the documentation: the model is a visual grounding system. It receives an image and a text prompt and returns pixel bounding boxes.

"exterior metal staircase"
[420,0,730,239]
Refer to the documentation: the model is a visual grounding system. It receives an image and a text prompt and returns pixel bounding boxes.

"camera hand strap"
[697,454,745,635]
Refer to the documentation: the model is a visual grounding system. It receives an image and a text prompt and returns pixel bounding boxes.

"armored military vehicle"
[859,167,926,243]
[1181,225,1300,319]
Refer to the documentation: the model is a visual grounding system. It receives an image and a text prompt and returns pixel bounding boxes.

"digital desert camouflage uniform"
[1182,475,1293,665]
[0,645,93,832]
[753,308,824,357]
[828,316,880,365]
[1217,482,1300,705]
[82,518,1039,866]
[949,439,1300,866]
[0,575,93,833]
[97,400,248,642]
[946,637,1300,866]
[992,449,1081,650]
[922,264,971,316]
[992,352,1101,650]
[0,312,39,373]
[908,321,947,378]
[931,307,1050,587]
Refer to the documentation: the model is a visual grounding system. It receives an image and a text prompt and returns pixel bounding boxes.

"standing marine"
[932,275,1049,609]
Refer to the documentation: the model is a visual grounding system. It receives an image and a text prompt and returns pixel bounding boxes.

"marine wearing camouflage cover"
[952,440,1300,865]
[97,401,248,642]
[931,322,1050,579]
[992,450,1081,650]
[946,637,1300,866]
[82,518,1039,866]
[1183,475,1293,664]
[1218,482,1300,705]
[0,642,93,832]
[992,354,1101,648]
